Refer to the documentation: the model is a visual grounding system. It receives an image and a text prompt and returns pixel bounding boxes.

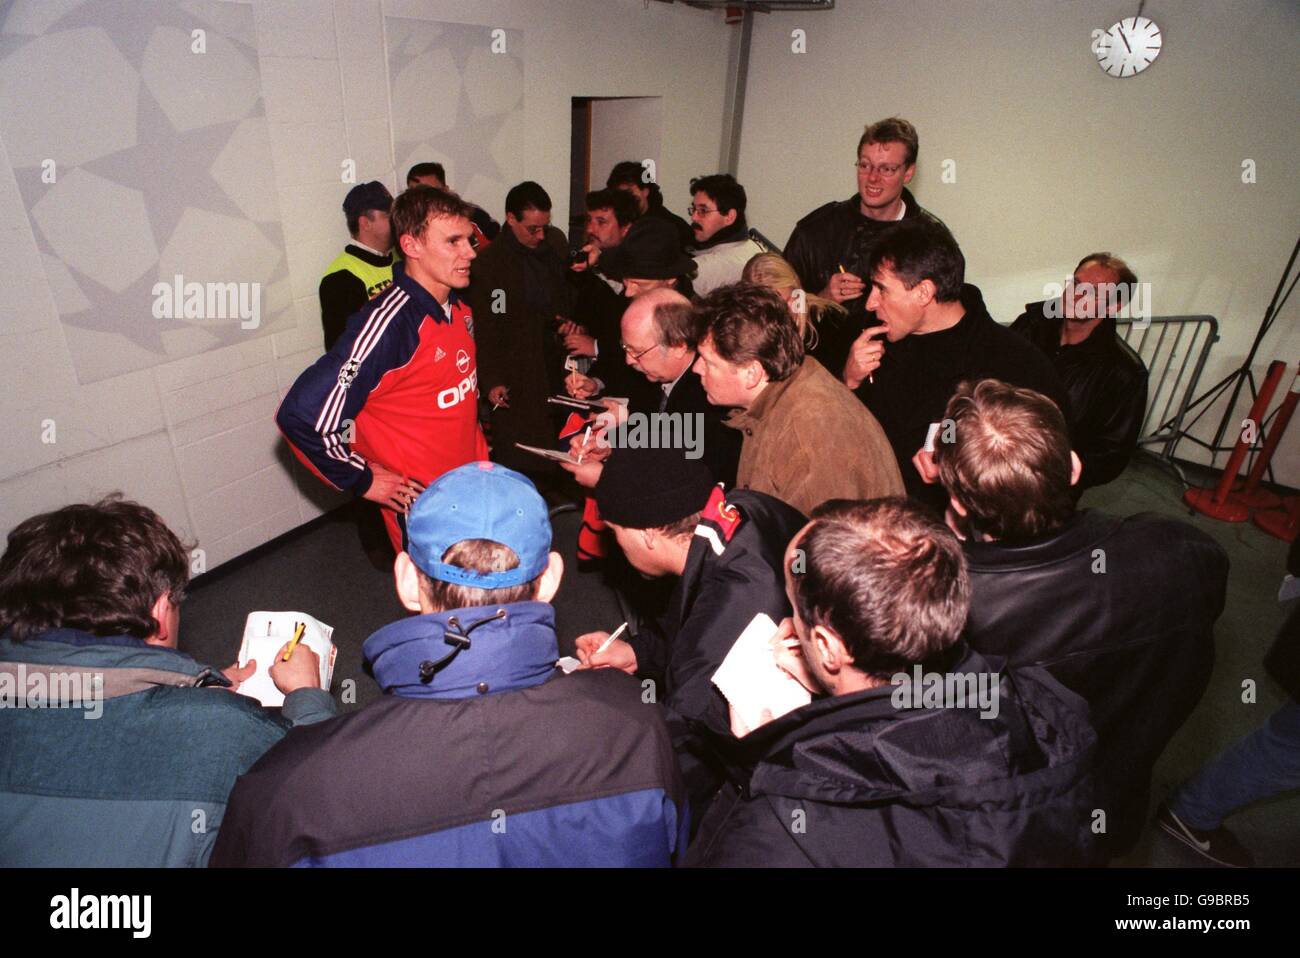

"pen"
[577,425,592,465]
[282,621,306,662]
[595,622,629,655]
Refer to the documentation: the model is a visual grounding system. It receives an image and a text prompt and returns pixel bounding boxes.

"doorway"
[569,96,664,244]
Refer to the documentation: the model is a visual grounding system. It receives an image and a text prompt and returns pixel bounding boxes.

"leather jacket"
[963,509,1227,856]
[1010,302,1148,490]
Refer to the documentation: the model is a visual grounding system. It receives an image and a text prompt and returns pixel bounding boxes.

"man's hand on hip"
[363,462,426,513]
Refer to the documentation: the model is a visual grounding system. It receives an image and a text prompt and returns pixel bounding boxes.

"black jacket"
[569,270,662,411]
[962,509,1226,857]
[783,188,939,374]
[318,244,393,351]
[638,364,742,489]
[629,489,807,814]
[856,284,1067,514]
[469,225,573,473]
[687,646,1099,866]
[1010,303,1148,491]
[470,204,500,242]
[645,200,695,251]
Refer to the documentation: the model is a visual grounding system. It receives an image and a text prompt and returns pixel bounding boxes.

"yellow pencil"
[282,621,306,661]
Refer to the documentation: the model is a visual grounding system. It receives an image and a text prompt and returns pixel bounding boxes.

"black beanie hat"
[594,447,714,529]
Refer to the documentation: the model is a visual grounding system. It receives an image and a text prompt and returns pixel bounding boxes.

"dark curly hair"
[0,495,191,642]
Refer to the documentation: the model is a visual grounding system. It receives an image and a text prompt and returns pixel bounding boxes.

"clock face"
[1096,15,1162,78]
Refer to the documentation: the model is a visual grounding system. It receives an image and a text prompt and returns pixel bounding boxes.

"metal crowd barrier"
[1115,315,1219,462]
[748,227,781,254]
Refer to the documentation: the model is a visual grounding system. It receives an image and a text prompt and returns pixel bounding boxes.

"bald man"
[562,289,740,491]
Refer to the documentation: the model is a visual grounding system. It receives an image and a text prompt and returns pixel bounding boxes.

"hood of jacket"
[0,627,231,700]
[728,646,1095,807]
[363,600,559,699]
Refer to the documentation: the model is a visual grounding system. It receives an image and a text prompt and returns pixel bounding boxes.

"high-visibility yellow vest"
[324,250,393,300]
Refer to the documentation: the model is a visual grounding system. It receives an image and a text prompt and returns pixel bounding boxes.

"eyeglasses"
[621,341,660,361]
[855,161,905,177]
[687,205,719,217]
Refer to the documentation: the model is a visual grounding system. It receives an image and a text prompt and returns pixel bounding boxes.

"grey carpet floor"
[179,454,1300,866]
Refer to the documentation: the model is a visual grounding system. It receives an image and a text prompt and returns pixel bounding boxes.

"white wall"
[737,0,1300,484]
[590,97,664,196]
[0,0,732,570]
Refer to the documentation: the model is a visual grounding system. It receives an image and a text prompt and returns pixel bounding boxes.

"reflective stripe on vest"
[324,250,393,301]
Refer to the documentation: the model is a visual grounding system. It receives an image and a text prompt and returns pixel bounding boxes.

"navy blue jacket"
[687,647,1099,867]
[211,602,688,867]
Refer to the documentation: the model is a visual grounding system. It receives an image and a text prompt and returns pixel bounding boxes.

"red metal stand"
[1233,364,1300,509]
[1254,495,1300,541]
[1185,360,1289,521]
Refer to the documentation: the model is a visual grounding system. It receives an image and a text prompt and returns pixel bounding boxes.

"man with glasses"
[561,289,740,490]
[565,217,696,410]
[687,174,764,296]
[784,117,943,375]
[468,181,574,487]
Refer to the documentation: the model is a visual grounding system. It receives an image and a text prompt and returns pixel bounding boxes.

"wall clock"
[1096,15,1163,78]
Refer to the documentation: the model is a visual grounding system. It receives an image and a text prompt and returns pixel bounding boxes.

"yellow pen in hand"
[282,621,306,661]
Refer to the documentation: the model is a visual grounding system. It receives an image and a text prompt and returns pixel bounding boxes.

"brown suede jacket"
[725,357,903,515]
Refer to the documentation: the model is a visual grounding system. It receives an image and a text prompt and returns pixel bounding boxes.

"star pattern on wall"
[2,0,288,383]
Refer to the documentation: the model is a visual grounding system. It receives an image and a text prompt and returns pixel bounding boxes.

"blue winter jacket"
[0,628,338,867]
[210,601,689,867]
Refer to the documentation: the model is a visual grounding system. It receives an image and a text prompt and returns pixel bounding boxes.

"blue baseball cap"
[406,462,551,589]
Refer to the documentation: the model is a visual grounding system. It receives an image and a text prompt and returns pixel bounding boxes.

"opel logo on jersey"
[438,370,478,409]
[337,358,362,388]
[456,349,470,374]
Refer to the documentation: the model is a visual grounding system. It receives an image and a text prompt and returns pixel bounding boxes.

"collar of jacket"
[724,644,1018,803]
[344,243,394,267]
[392,259,460,324]
[691,218,749,251]
[836,186,920,222]
[496,223,559,260]
[900,283,992,347]
[726,357,813,431]
[1024,300,1120,355]
[0,627,231,699]
[962,509,1121,571]
[363,600,559,699]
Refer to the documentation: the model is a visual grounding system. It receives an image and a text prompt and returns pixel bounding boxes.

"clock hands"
[1117,26,1133,54]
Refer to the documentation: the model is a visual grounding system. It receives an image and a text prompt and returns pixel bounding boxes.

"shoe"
[1155,803,1255,867]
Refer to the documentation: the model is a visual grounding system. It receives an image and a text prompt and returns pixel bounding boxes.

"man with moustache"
[687,174,763,296]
